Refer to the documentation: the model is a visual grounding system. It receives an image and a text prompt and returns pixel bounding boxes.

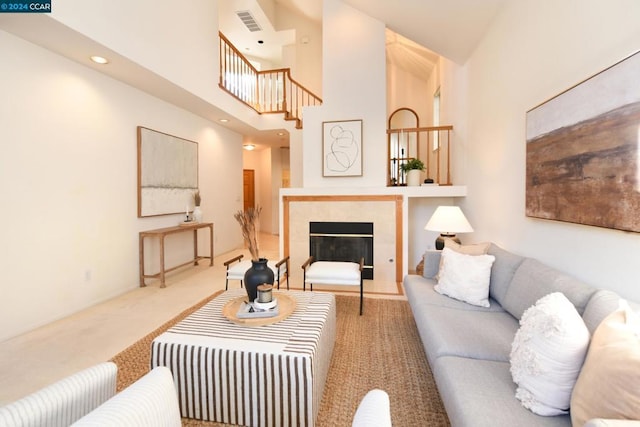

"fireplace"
[309,222,374,279]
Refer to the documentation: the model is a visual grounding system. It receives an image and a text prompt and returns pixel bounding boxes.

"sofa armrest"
[0,362,117,427]
[422,250,442,279]
[584,419,640,427]
[72,366,181,427]
[351,389,391,427]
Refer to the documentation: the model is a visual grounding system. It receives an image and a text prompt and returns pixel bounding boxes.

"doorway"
[243,169,255,211]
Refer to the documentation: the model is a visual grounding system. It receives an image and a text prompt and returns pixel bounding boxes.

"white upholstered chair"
[0,362,117,427]
[73,366,181,426]
[302,256,364,315]
[224,254,289,291]
[0,363,181,427]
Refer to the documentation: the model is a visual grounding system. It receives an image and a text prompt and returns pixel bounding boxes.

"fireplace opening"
[309,222,374,280]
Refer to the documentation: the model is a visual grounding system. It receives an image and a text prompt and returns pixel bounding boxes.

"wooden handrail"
[387,125,454,186]
[387,125,453,133]
[219,32,322,128]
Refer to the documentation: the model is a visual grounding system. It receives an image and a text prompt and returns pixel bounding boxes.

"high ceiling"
[222,0,507,92]
[276,0,507,64]
[0,1,507,150]
[219,0,508,148]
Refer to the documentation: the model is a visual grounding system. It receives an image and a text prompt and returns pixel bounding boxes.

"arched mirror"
[388,108,419,185]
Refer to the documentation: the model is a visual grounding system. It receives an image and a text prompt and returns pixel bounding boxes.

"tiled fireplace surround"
[280,187,467,286]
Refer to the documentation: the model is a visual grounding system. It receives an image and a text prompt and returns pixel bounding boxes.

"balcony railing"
[387,125,454,186]
[219,32,322,128]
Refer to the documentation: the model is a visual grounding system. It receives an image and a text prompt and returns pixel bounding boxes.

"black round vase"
[244,258,275,302]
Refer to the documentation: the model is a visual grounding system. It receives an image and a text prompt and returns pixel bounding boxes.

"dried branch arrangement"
[234,206,262,261]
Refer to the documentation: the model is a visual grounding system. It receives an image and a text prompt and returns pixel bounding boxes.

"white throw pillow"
[434,247,495,307]
[509,292,590,416]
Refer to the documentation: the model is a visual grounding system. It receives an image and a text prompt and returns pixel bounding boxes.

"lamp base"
[435,234,460,250]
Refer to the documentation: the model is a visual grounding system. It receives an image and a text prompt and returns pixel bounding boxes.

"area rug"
[109,292,450,426]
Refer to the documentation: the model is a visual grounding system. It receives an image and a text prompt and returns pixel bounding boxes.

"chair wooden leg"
[286,259,290,290]
[359,277,364,315]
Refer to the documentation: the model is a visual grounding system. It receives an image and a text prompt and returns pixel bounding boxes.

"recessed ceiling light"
[219,118,229,123]
[90,55,109,64]
[277,132,285,136]
[243,144,255,151]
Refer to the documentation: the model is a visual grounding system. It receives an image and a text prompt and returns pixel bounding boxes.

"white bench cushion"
[305,261,361,286]
[227,260,286,280]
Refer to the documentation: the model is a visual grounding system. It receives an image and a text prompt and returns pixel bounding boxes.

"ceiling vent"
[236,10,262,32]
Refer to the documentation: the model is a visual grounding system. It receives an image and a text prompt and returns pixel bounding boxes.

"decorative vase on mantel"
[244,258,275,302]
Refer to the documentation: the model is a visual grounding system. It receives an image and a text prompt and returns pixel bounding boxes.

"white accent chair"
[73,366,180,426]
[352,389,392,427]
[0,362,117,427]
[224,254,289,291]
[302,256,365,315]
[0,363,181,427]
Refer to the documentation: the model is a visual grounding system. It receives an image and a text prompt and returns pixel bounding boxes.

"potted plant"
[400,158,425,186]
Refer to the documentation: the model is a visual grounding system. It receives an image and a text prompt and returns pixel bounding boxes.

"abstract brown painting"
[526,51,640,233]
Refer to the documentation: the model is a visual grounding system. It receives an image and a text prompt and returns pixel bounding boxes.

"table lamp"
[424,206,474,250]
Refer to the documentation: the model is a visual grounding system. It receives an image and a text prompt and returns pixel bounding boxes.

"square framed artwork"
[322,119,363,177]
[525,51,640,232]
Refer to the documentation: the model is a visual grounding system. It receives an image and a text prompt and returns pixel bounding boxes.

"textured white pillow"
[434,247,495,307]
[509,292,590,416]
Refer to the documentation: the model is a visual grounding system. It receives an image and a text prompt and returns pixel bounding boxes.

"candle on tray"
[257,284,273,303]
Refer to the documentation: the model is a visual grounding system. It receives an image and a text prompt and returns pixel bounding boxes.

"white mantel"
[280,185,467,198]
[279,186,467,283]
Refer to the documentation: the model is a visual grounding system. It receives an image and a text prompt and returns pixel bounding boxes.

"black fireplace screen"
[309,222,374,279]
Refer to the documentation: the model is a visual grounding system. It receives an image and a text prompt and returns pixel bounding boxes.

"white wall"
[50,0,219,103]
[301,0,387,188]
[277,3,323,96]
[0,31,244,342]
[456,0,640,301]
[387,63,431,123]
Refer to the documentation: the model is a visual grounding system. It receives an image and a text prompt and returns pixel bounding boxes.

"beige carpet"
[110,292,450,426]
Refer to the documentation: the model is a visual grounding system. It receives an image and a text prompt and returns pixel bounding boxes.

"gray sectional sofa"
[403,243,632,427]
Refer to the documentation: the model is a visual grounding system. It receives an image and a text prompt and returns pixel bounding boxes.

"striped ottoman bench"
[151,289,336,427]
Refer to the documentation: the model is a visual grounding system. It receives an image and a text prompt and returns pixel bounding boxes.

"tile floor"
[0,233,404,405]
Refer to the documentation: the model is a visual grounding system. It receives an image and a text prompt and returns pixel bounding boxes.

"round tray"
[222,292,296,327]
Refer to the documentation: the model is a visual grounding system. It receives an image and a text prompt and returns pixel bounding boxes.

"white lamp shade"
[424,206,473,234]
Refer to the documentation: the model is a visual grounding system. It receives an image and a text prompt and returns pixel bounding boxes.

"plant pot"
[406,169,421,186]
[244,258,275,302]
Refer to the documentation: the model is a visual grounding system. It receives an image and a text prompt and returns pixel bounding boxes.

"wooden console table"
[139,222,214,288]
